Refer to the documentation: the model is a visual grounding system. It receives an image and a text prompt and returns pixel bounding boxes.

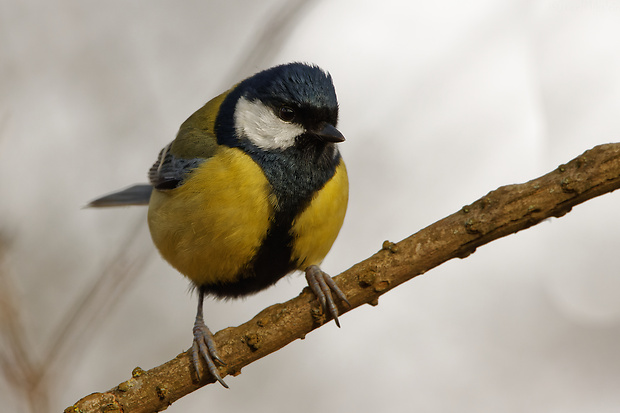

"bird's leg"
[305,265,350,327]
[192,288,228,388]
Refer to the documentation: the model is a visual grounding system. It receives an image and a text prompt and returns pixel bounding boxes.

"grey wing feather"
[89,138,208,208]
[87,184,153,207]
[148,142,205,190]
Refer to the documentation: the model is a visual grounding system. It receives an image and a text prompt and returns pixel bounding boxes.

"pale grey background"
[1,1,620,412]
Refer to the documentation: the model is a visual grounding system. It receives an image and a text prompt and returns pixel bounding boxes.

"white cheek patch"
[234,96,305,150]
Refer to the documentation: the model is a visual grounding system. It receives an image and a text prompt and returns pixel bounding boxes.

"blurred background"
[2,0,620,412]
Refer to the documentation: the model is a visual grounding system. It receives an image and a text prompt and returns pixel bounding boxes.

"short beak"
[314,123,345,143]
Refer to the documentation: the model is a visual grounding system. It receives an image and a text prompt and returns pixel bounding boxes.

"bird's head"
[216,63,344,151]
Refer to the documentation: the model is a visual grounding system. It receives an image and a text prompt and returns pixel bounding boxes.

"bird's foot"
[192,317,228,388]
[305,265,350,327]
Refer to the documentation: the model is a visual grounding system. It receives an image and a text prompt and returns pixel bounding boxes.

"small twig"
[66,142,620,413]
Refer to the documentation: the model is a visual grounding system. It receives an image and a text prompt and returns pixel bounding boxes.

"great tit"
[89,62,349,388]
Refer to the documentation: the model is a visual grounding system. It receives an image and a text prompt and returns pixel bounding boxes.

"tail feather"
[87,184,153,207]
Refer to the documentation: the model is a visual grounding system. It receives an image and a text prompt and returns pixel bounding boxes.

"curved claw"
[305,265,350,327]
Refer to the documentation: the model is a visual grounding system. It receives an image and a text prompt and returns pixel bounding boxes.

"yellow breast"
[147,147,275,286]
[290,159,348,269]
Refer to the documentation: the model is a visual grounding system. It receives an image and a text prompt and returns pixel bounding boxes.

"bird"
[88,62,349,388]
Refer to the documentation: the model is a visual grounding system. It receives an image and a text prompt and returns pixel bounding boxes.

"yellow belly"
[290,160,348,269]
[147,147,275,286]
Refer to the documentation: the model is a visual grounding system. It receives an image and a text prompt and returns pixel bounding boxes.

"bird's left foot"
[305,265,350,327]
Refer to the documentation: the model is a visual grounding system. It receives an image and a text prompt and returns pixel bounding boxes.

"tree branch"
[66,142,620,413]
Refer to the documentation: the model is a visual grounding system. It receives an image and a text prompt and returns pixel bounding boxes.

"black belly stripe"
[202,137,340,298]
[203,219,295,297]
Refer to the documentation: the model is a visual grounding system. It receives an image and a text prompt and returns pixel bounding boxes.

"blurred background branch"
[0,233,49,413]
[222,0,318,85]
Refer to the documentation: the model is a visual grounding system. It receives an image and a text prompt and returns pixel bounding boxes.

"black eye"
[278,106,296,122]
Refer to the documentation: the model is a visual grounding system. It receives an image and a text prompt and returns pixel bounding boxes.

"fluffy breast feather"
[290,159,348,268]
[147,147,275,286]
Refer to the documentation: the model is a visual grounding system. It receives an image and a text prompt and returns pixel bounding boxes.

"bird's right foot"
[191,289,228,388]
[191,316,228,388]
